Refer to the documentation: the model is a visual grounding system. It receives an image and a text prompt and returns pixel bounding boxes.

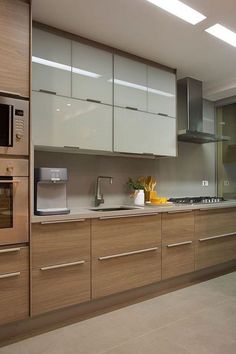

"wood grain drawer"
[92,247,161,298]
[162,242,195,279]
[32,260,90,315]
[32,221,90,268]
[195,233,236,270]
[0,246,28,274]
[162,211,194,245]
[92,214,161,258]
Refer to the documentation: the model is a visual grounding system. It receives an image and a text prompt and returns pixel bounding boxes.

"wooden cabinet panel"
[32,261,90,315]
[32,221,90,268]
[0,0,30,97]
[162,243,195,279]
[0,246,28,274]
[162,211,194,245]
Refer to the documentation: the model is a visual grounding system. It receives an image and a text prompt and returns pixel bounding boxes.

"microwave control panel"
[15,109,25,140]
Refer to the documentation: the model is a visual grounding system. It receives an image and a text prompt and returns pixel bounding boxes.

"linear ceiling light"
[110,79,174,97]
[146,0,206,25]
[205,24,236,48]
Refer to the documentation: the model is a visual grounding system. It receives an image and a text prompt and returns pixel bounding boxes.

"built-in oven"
[0,95,29,156]
[0,158,28,245]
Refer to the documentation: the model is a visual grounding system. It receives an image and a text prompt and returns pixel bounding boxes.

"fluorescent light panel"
[146,0,206,25]
[32,56,101,78]
[112,79,174,97]
[205,24,236,48]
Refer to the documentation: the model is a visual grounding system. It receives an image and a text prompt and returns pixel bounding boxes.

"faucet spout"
[95,176,113,207]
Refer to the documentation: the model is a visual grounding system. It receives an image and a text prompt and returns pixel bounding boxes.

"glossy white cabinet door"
[32,28,71,97]
[72,41,113,104]
[32,92,112,152]
[114,107,177,156]
[114,55,147,111]
[147,66,176,118]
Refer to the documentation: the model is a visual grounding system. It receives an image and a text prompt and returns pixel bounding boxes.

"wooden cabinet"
[91,214,161,298]
[0,246,29,325]
[72,41,113,104]
[31,221,91,315]
[0,0,30,97]
[114,107,176,156]
[195,208,236,270]
[162,211,195,279]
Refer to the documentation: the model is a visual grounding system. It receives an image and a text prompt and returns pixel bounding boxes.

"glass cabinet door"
[0,179,13,229]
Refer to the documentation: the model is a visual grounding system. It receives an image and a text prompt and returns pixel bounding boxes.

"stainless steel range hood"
[177,77,230,143]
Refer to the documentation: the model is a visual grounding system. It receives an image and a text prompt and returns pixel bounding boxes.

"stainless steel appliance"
[0,158,29,245]
[0,94,29,156]
[168,196,225,204]
[34,168,70,216]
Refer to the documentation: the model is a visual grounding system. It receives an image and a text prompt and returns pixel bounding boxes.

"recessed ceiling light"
[56,108,60,112]
[67,103,71,106]
[146,0,206,25]
[205,24,236,48]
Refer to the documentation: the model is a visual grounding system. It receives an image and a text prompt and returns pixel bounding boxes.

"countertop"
[31,200,236,223]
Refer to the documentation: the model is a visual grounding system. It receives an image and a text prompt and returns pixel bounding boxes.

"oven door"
[0,177,28,245]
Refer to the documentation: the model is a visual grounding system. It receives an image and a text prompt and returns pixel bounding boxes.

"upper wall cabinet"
[32,28,71,97]
[72,42,113,105]
[0,0,30,98]
[147,66,176,118]
[114,55,147,111]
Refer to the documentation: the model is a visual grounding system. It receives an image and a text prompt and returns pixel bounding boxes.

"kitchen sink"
[90,206,138,212]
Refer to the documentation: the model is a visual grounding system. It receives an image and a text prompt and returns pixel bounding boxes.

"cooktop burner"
[168,196,225,204]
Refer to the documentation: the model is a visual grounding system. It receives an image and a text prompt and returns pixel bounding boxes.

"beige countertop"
[31,200,236,223]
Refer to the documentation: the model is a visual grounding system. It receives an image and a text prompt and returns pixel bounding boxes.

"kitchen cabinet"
[72,41,113,104]
[162,211,195,279]
[114,107,177,156]
[0,0,30,98]
[114,55,147,111]
[32,91,113,152]
[0,246,29,325]
[195,208,236,270]
[147,66,176,118]
[32,28,71,97]
[31,220,91,315]
[91,214,161,298]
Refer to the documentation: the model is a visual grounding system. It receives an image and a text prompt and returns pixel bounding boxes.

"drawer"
[0,246,28,274]
[162,211,194,245]
[92,214,161,258]
[162,241,195,279]
[0,269,29,325]
[32,259,90,315]
[195,233,236,270]
[92,246,161,298]
[32,220,90,268]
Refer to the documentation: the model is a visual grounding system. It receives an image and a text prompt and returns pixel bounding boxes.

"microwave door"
[0,103,13,147]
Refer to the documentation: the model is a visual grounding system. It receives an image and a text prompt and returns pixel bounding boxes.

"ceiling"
[32,0,236,101]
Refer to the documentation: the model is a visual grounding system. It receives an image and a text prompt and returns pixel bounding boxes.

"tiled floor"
[1,272,236,354]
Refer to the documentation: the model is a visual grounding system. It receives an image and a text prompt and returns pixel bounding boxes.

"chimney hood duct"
[177,77,230,143]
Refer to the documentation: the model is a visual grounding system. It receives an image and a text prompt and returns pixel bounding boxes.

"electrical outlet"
[202,180,209,186]
[224,180,230,186]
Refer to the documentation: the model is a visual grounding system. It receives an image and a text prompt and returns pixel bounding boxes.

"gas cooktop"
[168,196,225,204]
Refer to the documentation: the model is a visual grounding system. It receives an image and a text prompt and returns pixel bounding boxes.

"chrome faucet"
[95,176,113,207]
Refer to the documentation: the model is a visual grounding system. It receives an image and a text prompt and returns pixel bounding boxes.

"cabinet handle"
[39,89,57,95]
[99,213,159,220]
[125,106,138,111]
[0,272,20,279]
[167,210,193,214]
[167,241,193,248]
[142,153,155,156]
[86,98,101,104]
[98,247,158,260]
[0,90,25,97]
[0,180,21,184]
[40,219,86,225]
[64,145,80,150]
[199,232,236,242]
[0,247,21,254]
[40,260,85,271]
[158,113,168,117]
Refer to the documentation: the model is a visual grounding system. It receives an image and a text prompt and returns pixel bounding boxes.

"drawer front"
[162,242,195,279]
[0,269,29,325]
[92,215,161,258]
[92,247,161,298]
[195,208,236,238]
[32,221,90,268]
[195,233,236,270]
[0,246,28,274]
[162,211,194,245]
[32,260,90,315]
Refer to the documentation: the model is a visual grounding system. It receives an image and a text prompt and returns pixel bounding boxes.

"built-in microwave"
[0,94,29,156]
[0,158,29,245]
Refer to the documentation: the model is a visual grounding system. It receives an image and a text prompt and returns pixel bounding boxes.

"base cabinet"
[0,246,29,325]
